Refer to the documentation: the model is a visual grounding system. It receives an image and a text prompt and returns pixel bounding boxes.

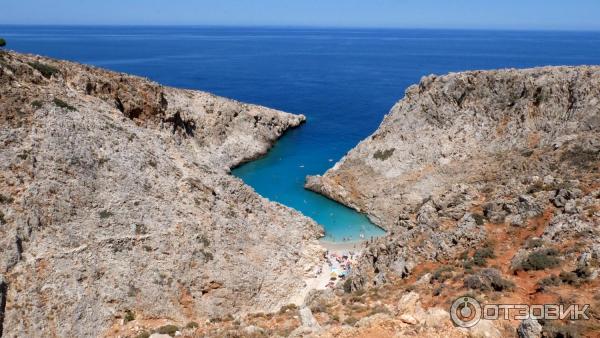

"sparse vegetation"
[343,278,353,293]
[343,316,358,326]
[516,248,561,271]
[31,100,43,109]
[0,194,14,204]
[155,324,179,336]
[98,210,113,219]
[278,303,297,314]
[464,269,514,292]
[53,98,77,111]
[28,61,60,79]
[525,238,544,249]
[135,331,150,338]
[473,246,495,266]
[373,148,395,160]
[431,265,454,283]
[472,213,485,226]
[124,309,135,323]
[0,38,6,47]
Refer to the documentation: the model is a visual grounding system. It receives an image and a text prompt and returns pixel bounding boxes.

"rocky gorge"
[1,48,599,338]
[307,66,600,336]
[0,50,325,337]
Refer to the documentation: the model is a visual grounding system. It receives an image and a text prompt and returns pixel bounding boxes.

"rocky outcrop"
[307,67,599,291]
[307,66,599,229]
[0,51,323,337]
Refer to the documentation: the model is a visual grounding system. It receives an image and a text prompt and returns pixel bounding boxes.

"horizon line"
[1,23,600,33]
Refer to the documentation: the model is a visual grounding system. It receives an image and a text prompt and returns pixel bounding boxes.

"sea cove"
[5,26,600,242]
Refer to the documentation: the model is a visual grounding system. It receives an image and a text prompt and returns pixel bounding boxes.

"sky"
[2,0,600,31]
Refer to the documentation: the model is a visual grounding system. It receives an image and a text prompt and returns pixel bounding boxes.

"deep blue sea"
[4,26,600,242]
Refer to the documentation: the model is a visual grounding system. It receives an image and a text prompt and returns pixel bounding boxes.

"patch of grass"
[185,321,199,329]
[124,309,135,323]
[373,148,395,160]
[53,98,77,111]
[155,324,179,336]
[431,265,454,283]
[343,316,358,326]
[28,61,60,79]
[98,210,113,219]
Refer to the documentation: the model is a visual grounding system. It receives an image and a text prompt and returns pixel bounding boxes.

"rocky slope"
[307,67,600,336]
[0,51,325,337]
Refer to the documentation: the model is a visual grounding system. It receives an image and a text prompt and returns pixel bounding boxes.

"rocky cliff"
[307,67,600,336]
[0,51,324,337]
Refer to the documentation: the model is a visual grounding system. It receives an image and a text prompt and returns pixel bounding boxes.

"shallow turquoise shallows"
[6,26,600,242]
[232,128,386,243]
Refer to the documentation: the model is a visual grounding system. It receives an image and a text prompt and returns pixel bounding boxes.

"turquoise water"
[232,128,385,242]
[4,26,600,242]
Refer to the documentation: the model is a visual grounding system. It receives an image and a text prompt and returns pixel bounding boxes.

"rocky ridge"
[0,51,324,337]
[307,66,600,336]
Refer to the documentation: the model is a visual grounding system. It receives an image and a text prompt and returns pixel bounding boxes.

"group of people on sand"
[324,250,355,288]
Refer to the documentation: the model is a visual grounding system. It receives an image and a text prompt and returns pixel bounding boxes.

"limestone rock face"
[0,51,323,337]
[307,66,600,229]
[307,66,599,288]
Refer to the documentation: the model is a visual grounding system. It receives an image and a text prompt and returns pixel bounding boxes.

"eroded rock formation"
[0,51,324,337]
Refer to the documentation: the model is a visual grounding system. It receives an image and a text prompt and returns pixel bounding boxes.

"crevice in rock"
[164,111,196,137]
[114,97,125,113]
[0,278,7,338]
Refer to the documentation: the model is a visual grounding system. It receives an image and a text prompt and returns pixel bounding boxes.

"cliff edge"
[0,51,323,337]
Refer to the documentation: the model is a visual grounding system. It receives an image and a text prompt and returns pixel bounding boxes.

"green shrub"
[99,210,113,219]
[559,271,579,285]
[0,194,14,204]
[343,316,358,326]
[124,309,135,323]
[431,265,454,283]
[518,249,561,271]
[53,98,77,111]
[155,324,179,336]
[464,269,514,292]
[135,332,150,338]
[472,213,485,226]
[0,38,6,47]
[526,238,544,249]
[373,148,395,160]
[185,321,199,329]
[31,100,43,109]
[538,274,561,289]
[28,61,60,79]
[473,246,495,267]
